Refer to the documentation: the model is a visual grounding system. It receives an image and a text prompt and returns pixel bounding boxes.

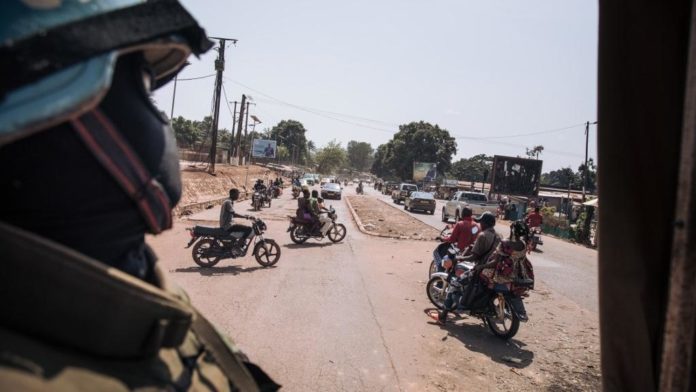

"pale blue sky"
[154,0,598,172]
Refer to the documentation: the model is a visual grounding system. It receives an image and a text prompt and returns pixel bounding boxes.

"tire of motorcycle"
[253,239,281,267]
[404,204,408,211]
[192,239,221,268]
[441,208,447,222]
[426,275,448,310]
[428,259,438,278]
[290,226,309,244]
[327,223,347,243]
[484,299,520,340]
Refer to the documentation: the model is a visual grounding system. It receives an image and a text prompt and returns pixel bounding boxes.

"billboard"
[490,155,543,197]
[413,162,437,182]
[251,139,277,158]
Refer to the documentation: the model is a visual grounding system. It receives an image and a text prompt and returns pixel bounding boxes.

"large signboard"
[251,139,277,158]
[490,155,543,197]
[413,162,437,182]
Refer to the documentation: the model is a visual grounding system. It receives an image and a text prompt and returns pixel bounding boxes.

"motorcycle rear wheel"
[426,275,448,310]
[192,239,221,268]
[290,226,309,244]
[484,297,520,340]
[327,223,347,243]
[254,239,281,267]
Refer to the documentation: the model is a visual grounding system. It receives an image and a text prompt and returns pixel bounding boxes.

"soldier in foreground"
[0,1,278,390]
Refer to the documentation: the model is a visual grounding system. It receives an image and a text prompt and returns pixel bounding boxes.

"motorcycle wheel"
[254,239,281,267]
[484,297,520,340]
[428,259,438,278]
[327,223,347,243]
[192,239,221,268]
[426,275,449,310]
[290,226,309,244]
[254,200,260,211]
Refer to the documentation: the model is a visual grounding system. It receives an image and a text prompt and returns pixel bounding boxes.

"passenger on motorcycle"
[220,189,254,245]
[458,212,501,265]
[474,220,534,321]
[254,179,267,193]
[297,189,313,221]
[310,190,330,234]
[525,207,543,230]
[440,207,479,252]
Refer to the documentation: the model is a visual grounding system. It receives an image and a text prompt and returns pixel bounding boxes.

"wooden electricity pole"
[206,36,237,174]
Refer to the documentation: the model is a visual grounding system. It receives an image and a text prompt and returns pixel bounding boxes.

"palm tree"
[526,145,544,160]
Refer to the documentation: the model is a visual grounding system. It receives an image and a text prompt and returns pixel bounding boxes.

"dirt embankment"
[175,163,282,216]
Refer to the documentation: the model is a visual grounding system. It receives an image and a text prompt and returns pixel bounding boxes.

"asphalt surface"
[147,184,601,391]
[368,185,599,313]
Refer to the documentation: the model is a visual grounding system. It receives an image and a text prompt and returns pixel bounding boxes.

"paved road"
[366,185,599,313]
[147,185,600,391]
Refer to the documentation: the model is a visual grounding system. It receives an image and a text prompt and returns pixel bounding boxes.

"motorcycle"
[287,206,347,244]
[356,185,364,195]
[429,240,460,278]
[186,218,281,268]
[529,227,543,251]
[270,185,282,198]
[426,262,531,340]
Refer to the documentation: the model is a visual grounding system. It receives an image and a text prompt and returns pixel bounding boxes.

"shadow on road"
[172,264,271,276]
[423,308,535,369]
[282,242,334,249]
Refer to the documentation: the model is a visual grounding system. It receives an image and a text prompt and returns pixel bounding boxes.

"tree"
[526,145,545,160]
[371,143,395,178]
[449,154,494,181]
[370,121,457,181]
[346,141,374,172]
[541,167,578,188]
[578,158,598,193]
[268,120,311,164]
[171,115,214,149]
[314,140,346,174]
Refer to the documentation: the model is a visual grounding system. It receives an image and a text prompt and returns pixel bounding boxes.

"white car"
[442,191,498,222]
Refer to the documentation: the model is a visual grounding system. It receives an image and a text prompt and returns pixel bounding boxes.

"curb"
[344,196,435,241]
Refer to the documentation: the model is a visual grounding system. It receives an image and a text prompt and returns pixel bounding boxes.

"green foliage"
[525,145,544,159]
[268,120,310,164]
[540,158,597,192]
[370,121,457,181]
[346,141,374,171]
[448,154,493,182]
[315,140,346,174]
[171,115,213,148]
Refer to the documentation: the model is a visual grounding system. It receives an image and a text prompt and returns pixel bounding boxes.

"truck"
[391,183,419,204]
[441,191,498,222]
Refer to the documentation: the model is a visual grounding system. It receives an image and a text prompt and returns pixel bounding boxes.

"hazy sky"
[153,0,598,172]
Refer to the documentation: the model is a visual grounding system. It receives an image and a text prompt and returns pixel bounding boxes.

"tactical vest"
[0,222,279,391]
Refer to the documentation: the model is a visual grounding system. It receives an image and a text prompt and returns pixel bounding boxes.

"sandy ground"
[347,195,440,240]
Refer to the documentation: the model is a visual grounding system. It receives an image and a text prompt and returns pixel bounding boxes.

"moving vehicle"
[186,218,280,268]
[251,191,271,211]
[426,263,531,340]
[442,191,498,222]
[321,183,342,200]
[392,183,418,204]
[404,191,436,214]
[287,206,347,244]
[382,182,398,195]
[529,227,543,251]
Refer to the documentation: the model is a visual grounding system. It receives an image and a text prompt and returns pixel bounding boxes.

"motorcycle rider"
[475,220,534,321]
[357,180,364,194]
[433,211,500,324]
[220,188,254,246]
[0,1,276,390]
[309,190,328,234]
[440,207,479,253]
[525,206,543,231]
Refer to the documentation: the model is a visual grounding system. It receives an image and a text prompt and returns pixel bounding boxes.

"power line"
[177,73,216,81]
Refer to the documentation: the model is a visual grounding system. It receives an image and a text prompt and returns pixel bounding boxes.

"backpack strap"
[190,310,260,392]
[70,109,172,234]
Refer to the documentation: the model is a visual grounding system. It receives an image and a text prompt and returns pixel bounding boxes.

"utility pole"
[243,101,251,164]
[228,100,238,163]
[170,73,178,119]
[206,37,237,174]
[582,121,597,201]
[234,94,247,165]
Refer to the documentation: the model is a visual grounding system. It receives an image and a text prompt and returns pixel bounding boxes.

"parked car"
[392,183,419,204]
[404,191,436,214]
[320,183,342,200]
[441,191,499,222]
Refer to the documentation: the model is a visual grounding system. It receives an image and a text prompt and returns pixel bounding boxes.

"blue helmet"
[0,0,212,145]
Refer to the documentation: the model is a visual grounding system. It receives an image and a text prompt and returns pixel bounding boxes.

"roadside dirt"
[346,194,601,391]
[347,195,440,240]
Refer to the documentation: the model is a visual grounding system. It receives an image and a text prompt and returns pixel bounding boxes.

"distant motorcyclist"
[254,179,267,193]
[441,207,479,252]
[525,207,543,230]
[220,188,253,245]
